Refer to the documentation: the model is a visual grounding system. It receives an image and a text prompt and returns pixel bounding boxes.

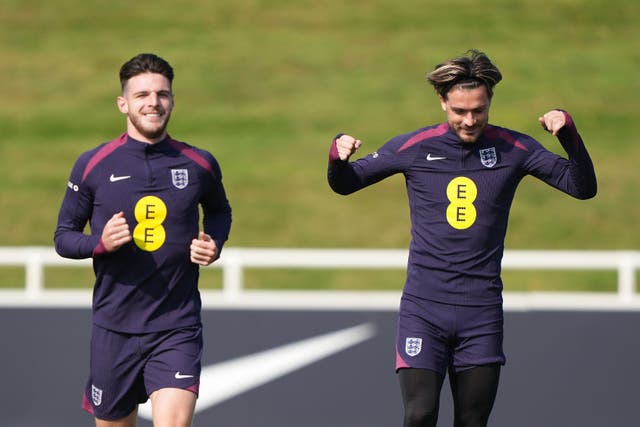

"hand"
[335,134,363,161]
[190,231,219,266]
[538,110,566,136]
[101,211,132,252]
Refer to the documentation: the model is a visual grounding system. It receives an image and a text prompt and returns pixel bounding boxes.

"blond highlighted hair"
[427,49,502,99]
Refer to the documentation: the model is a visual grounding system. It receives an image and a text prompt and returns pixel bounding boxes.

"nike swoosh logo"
[138,323,376,419]
[426,153,447,161]
[109,174,131,182]
[174,372,194,379]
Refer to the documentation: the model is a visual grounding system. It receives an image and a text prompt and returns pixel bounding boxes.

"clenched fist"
[538,110,567,136]
[101,211,132,252]
[190,231,219,266]
[335,134,363,161]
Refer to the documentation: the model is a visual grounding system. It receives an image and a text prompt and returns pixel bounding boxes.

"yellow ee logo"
[133,196,167,251]
[446,177,477,229]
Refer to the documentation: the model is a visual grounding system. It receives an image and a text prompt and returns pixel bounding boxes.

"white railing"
[1,247,639,309]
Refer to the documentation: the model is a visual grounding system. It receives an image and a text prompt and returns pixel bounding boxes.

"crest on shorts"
[405,337,422,357]
[171,169,189,189]
[479,147,497,168]
[91,384,103,406]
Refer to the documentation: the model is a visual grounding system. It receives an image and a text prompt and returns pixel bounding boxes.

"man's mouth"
[143,112,165,122]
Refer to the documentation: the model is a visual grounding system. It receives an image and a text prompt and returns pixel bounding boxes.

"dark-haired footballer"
[55,53,231,427]
[327,49,596,427]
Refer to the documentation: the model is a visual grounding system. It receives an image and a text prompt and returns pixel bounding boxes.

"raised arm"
[327,132,412,195]
[327,133,368,195]
[529,110,597,200]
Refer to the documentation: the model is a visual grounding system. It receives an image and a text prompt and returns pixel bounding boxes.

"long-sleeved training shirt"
[328,112,596,306]
[55,133,232,332]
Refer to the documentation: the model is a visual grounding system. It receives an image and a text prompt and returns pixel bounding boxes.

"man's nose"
[463,112,476,126]
[148,92,160,105]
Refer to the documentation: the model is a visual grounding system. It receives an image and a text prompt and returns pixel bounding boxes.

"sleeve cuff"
[92,239,108,257]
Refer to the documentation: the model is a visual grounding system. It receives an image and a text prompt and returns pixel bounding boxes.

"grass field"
[1,0,638,291]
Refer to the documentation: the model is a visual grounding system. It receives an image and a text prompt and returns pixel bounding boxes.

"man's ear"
[439,95,447,112]
[117,96,128,114]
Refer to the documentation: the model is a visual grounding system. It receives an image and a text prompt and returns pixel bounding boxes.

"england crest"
[405,337,422,357]
[91,384,103,406]
[171,169,189,189]
[479,147,497,168]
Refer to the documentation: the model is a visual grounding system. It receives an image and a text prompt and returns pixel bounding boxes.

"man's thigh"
[149,388,197,427]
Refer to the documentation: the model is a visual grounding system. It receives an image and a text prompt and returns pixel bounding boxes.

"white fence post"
[618,252,637,303]
[25,250,44,300]
[220,250,243,300]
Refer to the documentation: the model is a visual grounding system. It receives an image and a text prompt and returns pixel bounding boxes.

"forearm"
[203,204,232,253]
[54,228,102,259]
[556,112,597,199]
[327,138,367,195]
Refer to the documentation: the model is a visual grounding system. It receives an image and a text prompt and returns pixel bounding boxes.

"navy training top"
[328,112,596,306]
[54,134,232,333]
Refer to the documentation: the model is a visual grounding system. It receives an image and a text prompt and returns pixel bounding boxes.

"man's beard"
[129,112,171,140]
[455,124,484,143]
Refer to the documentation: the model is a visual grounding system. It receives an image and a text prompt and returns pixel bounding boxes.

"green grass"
[1,0,639,291]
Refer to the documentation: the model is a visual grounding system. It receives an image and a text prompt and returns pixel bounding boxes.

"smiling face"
[440,85,491,144]
[117,72,174,143]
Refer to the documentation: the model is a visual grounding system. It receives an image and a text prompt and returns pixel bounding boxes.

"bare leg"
[95,408,137,427]
[149,387,197,427]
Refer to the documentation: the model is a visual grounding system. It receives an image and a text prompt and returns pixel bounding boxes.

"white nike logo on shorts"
[174,372,194,379]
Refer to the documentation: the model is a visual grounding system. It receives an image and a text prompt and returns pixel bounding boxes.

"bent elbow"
[328,181,356,196]
[53,236,72,259]
[581,188,597,200]
[53,233,64,256]
[576,183,597,200]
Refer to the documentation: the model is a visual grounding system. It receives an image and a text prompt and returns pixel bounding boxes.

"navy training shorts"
[396,292,506,375]
[82,324,203,421]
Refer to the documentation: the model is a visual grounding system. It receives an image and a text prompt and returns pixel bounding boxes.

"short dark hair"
[119,53,174,92]
[426,49,502,99]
